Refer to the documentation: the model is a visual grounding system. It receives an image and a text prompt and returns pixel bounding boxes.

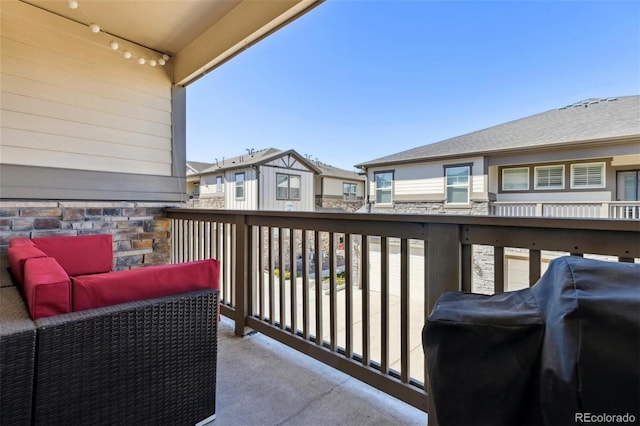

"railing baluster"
[314,230,323,346]
[279,227,285,330]
[302,230,309,340]
[259,226,265,320]
[329,232,337,351]
[529,249,541,286]
[494,246,505,293]
[345,233,353,359]
[381,236,389,375]
[400,238,410,384]
[290,229,297,335]
[461,243,472,293]
[268,227,275,325]
[361,235,370,367]
[222,223,228,304]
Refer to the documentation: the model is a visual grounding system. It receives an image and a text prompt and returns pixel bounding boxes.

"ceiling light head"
[68,1,78,9]
[109,41,119,50]
[137,58,146,65]
[162,54,170,61]
[158,58,166,66]
[149,59,157,67]
[123,50,132,59]
[89,23,100,33]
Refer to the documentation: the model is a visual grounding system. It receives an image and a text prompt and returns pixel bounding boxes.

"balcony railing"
[165,208,639,419]
[491,201,640,219]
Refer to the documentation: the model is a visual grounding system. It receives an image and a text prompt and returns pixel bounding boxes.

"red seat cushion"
[7,245,48,287]
[33,234,113,276]
[71,259,220,312]
[23,257,71,320]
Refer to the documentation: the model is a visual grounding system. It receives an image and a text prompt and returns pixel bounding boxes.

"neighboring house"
[188,148,321,212]
[356,96,640,219]
[188,149,366,212]
[0,0,322,268]
[355,96,640,293]
[311,160,366,212]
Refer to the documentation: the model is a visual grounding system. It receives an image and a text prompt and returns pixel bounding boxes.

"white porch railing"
[491,201,640,219]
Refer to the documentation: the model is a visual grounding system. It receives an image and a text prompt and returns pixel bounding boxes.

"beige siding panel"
[1,73,171,125]
[2,111,171,152]
[0,7,171,96]
[0,1,174,177]
[323,178,343,197]
[1,91,171,139]
[1,128,170,164]
[1,146,170,176]
[0,52,170,113]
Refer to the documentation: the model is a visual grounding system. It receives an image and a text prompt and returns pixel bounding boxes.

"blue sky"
[186,0,640,171]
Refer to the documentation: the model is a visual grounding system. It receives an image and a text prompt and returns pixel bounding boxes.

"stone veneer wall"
[0,201,181,270]
[316,198,365,213]
[195,197,225,209]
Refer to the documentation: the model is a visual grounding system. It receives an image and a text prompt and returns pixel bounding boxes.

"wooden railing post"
[425,223,461,426]
[234,215,252,336]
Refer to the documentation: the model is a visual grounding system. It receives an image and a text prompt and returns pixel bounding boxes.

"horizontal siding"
[0,1,173,177]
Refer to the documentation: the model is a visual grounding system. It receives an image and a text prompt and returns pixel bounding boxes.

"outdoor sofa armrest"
[31,288,218,426]
[0,286,36,426]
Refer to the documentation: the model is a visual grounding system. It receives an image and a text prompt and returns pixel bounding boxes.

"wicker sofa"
[0,234,220,426]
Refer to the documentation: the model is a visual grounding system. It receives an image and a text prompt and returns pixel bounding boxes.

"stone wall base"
[0,200,183,270]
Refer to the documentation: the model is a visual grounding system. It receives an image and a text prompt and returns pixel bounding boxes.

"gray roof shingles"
[355,95,640,168]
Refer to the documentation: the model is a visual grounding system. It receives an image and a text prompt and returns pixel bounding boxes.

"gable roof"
[187,161,214,175]
[189,148,322,175]
[312,161,366,181]
[355,95,640,168]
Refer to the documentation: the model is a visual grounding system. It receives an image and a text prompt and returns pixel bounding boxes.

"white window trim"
[374,171,393,205]
[502,167,529,191]
[235,172,245,200]
[534,165,565,190]
[276,173,301,201]
[445,165,471,204]
[571,162,606,189]
[343,182,357,201]
[216,176,223,193]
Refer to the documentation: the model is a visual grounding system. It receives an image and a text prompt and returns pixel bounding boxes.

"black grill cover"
[423,256,640,426]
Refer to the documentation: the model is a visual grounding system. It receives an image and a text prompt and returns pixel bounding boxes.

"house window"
[235,173,245,200]
[617,170,640,201]
[502,167,529,191]
[192,183,200,196]
[445,165,470,204]
[374,171,393,204]
[216,176,223,192]
[343,183,357,201]
[535,165,564,190]
[276,173,301,200]
[571,162,605,189]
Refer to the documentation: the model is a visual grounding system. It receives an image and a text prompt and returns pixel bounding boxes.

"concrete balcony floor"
[213,316,427,426]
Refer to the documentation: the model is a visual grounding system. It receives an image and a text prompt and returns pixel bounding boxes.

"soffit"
[22,0,322,85]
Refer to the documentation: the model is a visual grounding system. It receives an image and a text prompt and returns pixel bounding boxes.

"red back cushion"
[9,238,35,247]
[33,234,113,276]
[23,257,71,320]
[7,245,48,286]
[72,259,220,312]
